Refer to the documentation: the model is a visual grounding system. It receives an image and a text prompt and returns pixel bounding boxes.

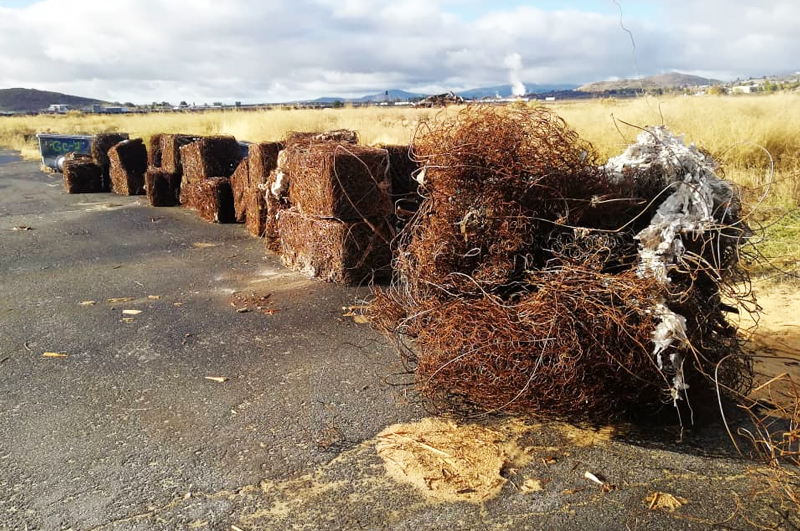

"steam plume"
[503,53,526,96]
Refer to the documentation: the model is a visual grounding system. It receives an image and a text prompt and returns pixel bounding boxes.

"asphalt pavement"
[0,149,797,531]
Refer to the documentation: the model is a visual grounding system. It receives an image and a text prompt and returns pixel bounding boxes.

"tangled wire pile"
[370,105,754,422]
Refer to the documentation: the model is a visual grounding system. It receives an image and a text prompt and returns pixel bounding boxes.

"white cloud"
[0,0,797,103]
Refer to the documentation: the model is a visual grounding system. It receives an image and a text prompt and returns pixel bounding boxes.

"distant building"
[732,80,764,94]
[47,104,70,113]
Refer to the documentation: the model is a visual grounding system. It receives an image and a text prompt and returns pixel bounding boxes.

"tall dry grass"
[1,94,798,207]
[552,93,800,276]
[554,94,800,210]
[0,106,440,161]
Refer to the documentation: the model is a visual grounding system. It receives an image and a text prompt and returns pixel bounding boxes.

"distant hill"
[310,89,425,104]
[457,83,579,99]
[308,85,582,104]
[0,88,107,113]
[578,72,720,93]
[356,89,425,102]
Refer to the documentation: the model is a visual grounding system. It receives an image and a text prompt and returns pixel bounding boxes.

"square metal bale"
[277,208,392,284]
[108,138,147,195]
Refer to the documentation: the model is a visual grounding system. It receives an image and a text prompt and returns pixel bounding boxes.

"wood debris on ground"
[521,479,548,493]
[646,491,688,511]
[230,291,279,315]
[342,305,370,323]
[375,418,517,503]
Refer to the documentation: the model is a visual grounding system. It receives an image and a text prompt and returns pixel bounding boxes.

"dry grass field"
[1,94,797,194]
[1,93,798,274]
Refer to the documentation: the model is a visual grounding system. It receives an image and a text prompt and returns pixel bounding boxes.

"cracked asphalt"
[0,149,798,531]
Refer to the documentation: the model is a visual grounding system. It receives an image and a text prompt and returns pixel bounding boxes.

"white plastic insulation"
[605,127,735,404]
[651,303,690,393]
[271,150,289,199]
[270,170,287,198]
[605,126,735,283]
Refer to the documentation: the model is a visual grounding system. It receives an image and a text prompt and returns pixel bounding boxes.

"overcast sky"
[0,0,798,104]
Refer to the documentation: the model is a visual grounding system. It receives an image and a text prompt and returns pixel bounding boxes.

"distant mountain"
[356,89,426,102]
[578,72,721,93]
[308,85,581,104]
[353,83,580,101]
[310,89,425,104]
[0,88,107,113]
[457,83,579,99]
[308,96,345,104]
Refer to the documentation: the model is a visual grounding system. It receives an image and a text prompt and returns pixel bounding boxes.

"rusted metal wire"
[370,105,755,422]
[731,367,800,514]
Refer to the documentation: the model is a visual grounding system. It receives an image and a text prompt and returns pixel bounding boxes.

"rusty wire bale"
[370,104,754,422]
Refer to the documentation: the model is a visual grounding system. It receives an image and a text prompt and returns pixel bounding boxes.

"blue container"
[237,140,252,159]
[36,133,94,172]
